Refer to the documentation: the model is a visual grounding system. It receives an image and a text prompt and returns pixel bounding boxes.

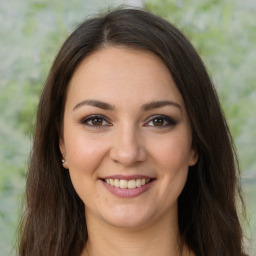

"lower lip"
[101,180,155,198]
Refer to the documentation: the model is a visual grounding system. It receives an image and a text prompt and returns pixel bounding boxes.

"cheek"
[65,135,109,203]
[153,134,192,198]
[151,133,193,170]
[65,132,109,174]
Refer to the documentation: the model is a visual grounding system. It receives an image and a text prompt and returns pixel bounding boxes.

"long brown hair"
[19,8,247,256]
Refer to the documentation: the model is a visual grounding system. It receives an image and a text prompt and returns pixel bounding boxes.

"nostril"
[109,142,147,166]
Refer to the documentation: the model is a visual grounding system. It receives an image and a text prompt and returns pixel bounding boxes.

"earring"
[62,159,65,163]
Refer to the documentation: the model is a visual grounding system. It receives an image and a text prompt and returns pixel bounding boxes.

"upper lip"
[100,175,154,180]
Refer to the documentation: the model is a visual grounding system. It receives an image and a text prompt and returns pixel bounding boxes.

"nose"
[109,124,147,167]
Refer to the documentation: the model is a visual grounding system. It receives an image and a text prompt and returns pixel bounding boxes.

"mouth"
[100,176,155,198]
[103,178,152,189]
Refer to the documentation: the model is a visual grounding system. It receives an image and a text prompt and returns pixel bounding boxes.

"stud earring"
[62,159,65,163]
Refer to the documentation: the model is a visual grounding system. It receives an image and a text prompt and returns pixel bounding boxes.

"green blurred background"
[0,0,255,255]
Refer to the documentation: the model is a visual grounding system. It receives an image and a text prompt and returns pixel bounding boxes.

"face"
[60,46,197,229]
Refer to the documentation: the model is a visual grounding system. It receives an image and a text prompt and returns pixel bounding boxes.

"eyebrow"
[73,99,182,112]
[142,100,183,112]
[73,99,115,111]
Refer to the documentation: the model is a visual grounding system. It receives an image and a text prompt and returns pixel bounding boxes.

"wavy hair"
[19,8,247,256]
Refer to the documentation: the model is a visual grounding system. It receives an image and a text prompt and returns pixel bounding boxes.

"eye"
[81,115,111,127]
[145,115,177,128]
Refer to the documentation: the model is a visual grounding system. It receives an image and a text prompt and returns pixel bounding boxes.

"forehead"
[66,46,184,107]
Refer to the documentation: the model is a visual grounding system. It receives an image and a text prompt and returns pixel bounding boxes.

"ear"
[59,138,69,169]
[189,148,199,166]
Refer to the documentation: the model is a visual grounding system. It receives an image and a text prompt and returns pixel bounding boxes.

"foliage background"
[0,0,255,255]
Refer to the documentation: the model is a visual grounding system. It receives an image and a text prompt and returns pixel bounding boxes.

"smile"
[104,178,151,189]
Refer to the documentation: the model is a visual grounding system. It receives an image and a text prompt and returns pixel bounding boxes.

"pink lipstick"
[100,175,155,198]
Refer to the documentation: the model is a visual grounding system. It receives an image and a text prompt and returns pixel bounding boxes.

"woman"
[19,8,247,256]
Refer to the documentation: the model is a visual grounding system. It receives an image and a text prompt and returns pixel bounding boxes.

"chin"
[96,205,152,229]
[105,216,150,229]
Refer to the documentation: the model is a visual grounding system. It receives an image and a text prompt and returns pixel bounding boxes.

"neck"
[81,210,192,256]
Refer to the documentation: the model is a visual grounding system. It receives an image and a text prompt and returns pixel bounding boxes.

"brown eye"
[81,115,111,127]
[152,118,164,126]
[91,118,103,126]
[145,115,177,128]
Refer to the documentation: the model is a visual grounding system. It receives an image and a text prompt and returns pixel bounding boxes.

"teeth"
[104,178,151,189]
[114,179,119,187]
[128,179,136,189]
[136,179,141,187]
[120,179,128,188]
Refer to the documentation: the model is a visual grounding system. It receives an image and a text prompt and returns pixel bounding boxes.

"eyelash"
[81,114,112,127]
[144,115,177,128]
[80,114,177,128]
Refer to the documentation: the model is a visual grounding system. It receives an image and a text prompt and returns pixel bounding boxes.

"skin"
[60,46,197,256]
